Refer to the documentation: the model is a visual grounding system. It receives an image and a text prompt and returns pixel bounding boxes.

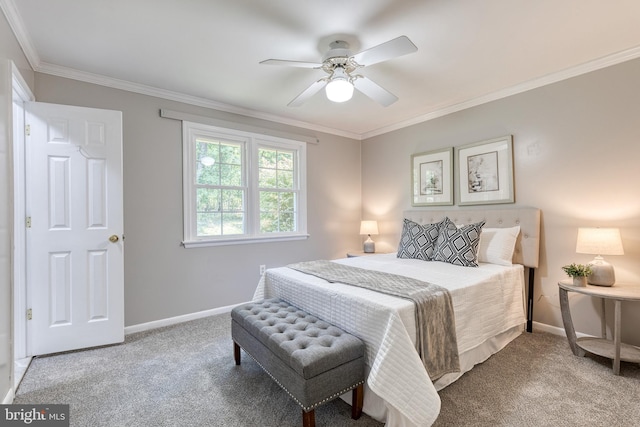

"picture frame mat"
[411,147,454,206]
[456,135,514,205]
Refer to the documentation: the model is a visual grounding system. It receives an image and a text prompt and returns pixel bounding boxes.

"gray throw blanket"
[287,260,460,380]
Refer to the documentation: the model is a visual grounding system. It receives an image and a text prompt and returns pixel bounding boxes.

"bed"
[253,207,541,426]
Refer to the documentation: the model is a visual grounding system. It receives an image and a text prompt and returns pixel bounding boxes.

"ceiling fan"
[260,36,418,107]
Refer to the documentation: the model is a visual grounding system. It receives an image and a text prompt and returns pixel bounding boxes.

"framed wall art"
[411,147,453,206]
[456,135,514,205]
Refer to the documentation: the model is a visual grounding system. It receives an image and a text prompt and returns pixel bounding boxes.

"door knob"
[109,235,119,243]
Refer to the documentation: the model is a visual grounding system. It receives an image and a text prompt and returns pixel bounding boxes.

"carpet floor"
[14,313,640,426]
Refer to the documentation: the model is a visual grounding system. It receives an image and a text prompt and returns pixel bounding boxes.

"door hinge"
[25,124,30,136]
[27,308,32,320]
[26,216,31,228]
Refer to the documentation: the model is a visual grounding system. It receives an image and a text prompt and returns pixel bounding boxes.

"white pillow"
[477,226,520,266]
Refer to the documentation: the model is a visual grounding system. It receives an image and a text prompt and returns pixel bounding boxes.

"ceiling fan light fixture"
[200,156,215,167]
[325,68,354,103]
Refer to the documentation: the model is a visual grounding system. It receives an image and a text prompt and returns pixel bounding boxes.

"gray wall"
[1,10,34,403]
[34,73,363,326]
[4,11,640,409]
[362,58,640,345]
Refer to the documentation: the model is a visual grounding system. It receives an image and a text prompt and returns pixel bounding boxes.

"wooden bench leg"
[233,342,241,365]
[302,409,315,427]
[352,384,363,419]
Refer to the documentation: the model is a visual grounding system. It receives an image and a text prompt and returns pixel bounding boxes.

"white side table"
[558,279,640,375]
[346,251,387,257]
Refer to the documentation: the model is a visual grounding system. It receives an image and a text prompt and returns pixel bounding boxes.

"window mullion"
[247,137,259,237]
[184,125,198,241]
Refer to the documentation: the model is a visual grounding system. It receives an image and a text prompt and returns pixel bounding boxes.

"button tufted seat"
[232,298,365,427]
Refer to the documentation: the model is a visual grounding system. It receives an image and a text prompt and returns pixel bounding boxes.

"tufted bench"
[231,298,365,427]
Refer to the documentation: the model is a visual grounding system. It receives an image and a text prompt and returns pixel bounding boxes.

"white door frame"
[10,62,125,383]
[11,62,34,379]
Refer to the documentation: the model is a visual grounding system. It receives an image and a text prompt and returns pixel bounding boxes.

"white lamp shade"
[325,68,354,103]
[359,220,379,235]
[575,228,624,255]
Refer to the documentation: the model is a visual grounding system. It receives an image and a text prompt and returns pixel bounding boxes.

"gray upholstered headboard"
[403,207,541,269]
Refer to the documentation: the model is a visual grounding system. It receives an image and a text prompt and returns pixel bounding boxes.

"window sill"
[182,234,309,248]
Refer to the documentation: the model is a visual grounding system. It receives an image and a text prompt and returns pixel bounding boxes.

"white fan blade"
[352,36,417,67]
[288,79,327,107]
[353,76,398,107]
[260,59,323,69]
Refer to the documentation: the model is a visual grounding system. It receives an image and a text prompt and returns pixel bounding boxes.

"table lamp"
[575,227,624,286]
[360,220,379,253]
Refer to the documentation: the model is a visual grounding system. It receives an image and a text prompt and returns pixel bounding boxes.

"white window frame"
[182,121,307,248]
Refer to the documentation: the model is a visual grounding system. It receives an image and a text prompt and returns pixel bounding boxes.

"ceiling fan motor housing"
[322,41,360,77]
[322,40,352,62]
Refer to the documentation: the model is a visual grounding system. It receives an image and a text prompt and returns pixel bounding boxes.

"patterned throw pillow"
[433,220,486,267]
[397,217,451,261]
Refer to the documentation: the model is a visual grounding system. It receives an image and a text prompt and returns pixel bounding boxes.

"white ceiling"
[4,0,640,139]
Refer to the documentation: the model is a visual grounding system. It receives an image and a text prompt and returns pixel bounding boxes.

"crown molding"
[45,45,640,142]
[362,45,640,139]
[0,0,40,70]
[32,45,640,141]
[35,61,362,141]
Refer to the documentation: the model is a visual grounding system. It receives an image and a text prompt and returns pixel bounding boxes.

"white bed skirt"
[343,323,524,424]
[256,255,526,426]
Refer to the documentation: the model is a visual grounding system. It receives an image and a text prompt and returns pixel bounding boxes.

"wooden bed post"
[526,268,535,333]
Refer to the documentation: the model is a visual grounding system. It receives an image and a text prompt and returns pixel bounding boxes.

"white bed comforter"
[253,254,525,426]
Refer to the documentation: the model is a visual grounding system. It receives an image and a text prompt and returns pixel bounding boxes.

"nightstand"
[558,279,640,375]
[347,251,386,257]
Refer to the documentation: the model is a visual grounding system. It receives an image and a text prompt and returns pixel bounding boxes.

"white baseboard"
[532,321,592,339]
[3,387,14,404]
[124,302,241,335]
[532,321,565,336]
[14,357,32,391]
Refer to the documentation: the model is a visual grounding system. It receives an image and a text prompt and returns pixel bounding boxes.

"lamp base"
[588,256,615,287]
[363,236,375,253]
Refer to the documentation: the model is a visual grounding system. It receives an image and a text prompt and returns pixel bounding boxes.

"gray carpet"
[434,331,640,427]
[14,313,640,426]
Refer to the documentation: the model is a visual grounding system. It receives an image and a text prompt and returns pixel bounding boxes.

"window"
[182,121,307,247]
[195,136,245,237]
[258,147,296,233]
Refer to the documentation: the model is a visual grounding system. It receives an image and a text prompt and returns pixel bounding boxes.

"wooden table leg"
[559,288,585,357]
[351,384,363,419]
[234,342,241,365]
[302,409,315,427]
[613,300,621,375]
[600,298,607,339]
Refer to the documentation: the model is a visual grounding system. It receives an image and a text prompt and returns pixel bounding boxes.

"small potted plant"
[562,263,593,287]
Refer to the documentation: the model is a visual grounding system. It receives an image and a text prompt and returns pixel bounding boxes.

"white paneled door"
[26,102,124,355]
